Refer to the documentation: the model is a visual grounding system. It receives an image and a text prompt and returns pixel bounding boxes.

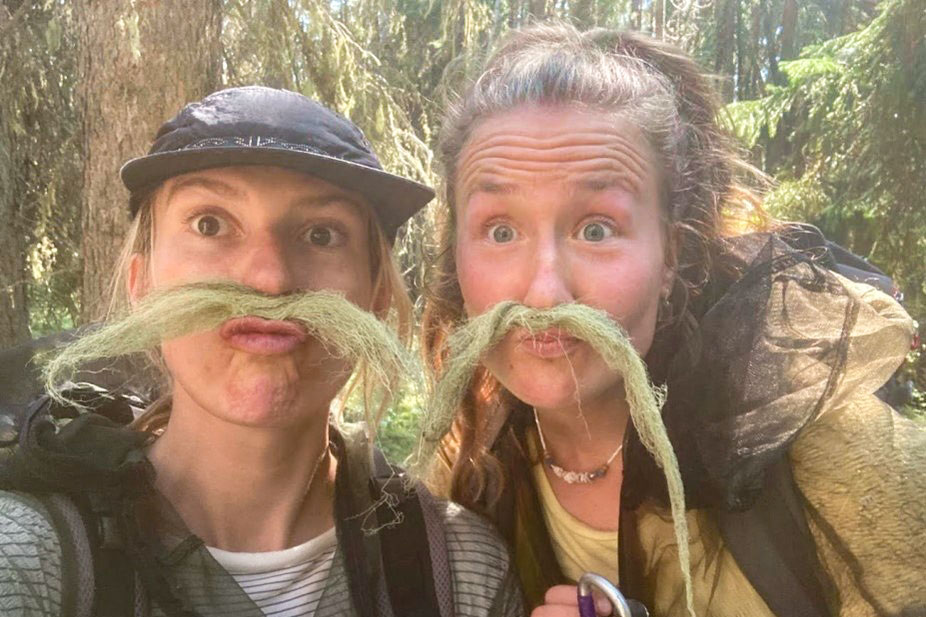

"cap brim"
[120,147,434,240]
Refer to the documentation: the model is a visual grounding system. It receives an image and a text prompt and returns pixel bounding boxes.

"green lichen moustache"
[415,301,695,617]
[42,281,412,415]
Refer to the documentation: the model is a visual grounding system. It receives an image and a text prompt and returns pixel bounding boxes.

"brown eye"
[489,224,516,244]
[306,225,344,247]
[309,227,332,246]
[191,214,225,237]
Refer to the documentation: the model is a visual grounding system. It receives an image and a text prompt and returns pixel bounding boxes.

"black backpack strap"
[371,448,442,617]
[334,435,380,617]
[87,499,150,617]
[715,458,834,617]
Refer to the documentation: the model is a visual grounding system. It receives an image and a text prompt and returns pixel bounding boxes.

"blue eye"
[489,224,516,243]
[580,222,613,242]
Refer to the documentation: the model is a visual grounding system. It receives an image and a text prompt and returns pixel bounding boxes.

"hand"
[530,585,613,617]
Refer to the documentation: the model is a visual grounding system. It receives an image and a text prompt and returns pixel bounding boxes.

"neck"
[533,382,629,471]
[148,389,335,552]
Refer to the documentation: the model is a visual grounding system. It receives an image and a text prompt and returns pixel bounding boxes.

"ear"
[127,253,148,307]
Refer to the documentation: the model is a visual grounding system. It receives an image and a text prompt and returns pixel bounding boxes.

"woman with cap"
[0,86,523,617]
[421,24,925,617]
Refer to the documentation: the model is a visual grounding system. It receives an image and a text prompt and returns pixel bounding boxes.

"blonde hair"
[106,181,413,434]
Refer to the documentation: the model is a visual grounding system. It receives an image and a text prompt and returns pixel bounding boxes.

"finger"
[544,585,579,606]
[592,589,614,615]
[531,604,582,617]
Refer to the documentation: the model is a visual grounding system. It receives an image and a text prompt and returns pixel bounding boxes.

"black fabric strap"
[715,458,833,617]
[371,448,441,617]
[334,436,379,617]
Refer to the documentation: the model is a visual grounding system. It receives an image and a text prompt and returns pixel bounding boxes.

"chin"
[218,376,303,426]
[495,367,584,411]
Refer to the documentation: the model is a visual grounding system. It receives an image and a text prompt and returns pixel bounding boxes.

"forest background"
[1,0,923,459]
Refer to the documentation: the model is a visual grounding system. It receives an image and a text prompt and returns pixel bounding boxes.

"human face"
[454,105,672,414]
[130,165,376,429]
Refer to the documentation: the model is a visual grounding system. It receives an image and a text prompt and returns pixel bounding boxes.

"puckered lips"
[517,327,579,359]
[219,317,308,355]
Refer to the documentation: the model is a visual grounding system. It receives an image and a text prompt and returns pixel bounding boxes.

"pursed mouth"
[218,317,308,354]
[516,327,580,357]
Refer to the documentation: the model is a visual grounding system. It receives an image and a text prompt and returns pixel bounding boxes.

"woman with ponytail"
[422,23,925,617]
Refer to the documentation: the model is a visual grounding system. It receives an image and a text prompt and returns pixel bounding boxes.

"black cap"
[120,86,434,240]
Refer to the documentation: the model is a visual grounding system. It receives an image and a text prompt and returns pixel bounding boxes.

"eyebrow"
[575,176,626,192]
[465,173,631,201]
[470,180,517,196]
[164,176,368,215]
[164,176,245,204]
[293,193,367,216]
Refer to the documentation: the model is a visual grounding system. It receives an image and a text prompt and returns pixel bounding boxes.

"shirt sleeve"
[441,501,526,617]
[498,565,526,617]
[0,491,64,617]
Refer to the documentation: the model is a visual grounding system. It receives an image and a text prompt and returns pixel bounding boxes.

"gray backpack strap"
[413,486,455,617]
[38,494,96,617]
[38,494,152,617]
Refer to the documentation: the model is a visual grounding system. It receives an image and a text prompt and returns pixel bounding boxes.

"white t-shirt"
[206,527,337,617]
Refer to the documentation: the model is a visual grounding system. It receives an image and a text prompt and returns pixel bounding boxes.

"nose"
[521,236,574,309]
[236,232,297,296]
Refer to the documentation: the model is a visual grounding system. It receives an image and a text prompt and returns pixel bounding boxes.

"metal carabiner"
[577,572,635,617]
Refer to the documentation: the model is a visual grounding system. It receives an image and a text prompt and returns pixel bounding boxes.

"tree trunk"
[779,0,798,61]
[631,0,642,31]
[654,0,665,39]
[0,123,30,347]
[713,0,737,102]
[571,0,594,29]
[75,0,222,323]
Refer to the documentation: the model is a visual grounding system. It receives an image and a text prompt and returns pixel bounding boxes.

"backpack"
[0,386,443,617]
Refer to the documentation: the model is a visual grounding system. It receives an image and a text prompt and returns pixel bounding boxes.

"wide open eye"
[579,221,614,242]
[191,214,229,237]
[488,223,517,244]
[304,225,345,247]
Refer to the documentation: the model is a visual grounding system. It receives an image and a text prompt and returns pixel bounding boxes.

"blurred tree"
[1,0,923,430]
[725,0,925,316]
[0,0,80,345]
[75,0,222,321]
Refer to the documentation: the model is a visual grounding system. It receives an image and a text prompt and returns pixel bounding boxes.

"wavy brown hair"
[421,24,769,512]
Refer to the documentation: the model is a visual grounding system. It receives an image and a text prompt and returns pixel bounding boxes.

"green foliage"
[725,0,926,421]
[377,384,426,462]
[3,0,924,435]
[899,347,926,424]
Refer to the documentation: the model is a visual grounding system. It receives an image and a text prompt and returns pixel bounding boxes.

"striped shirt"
[207,528,337,617]
[0,491,524,617]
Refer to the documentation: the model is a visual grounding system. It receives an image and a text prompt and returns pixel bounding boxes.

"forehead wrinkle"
[461,159,644,197]
[458,127,652,200]
[459,141,650,201]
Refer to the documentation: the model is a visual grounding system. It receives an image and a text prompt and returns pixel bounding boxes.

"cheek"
[308,253,375,308]
[589,257,665,354]
[148,238,229,288]
[160,333,222,374]
[455,241,502,316]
